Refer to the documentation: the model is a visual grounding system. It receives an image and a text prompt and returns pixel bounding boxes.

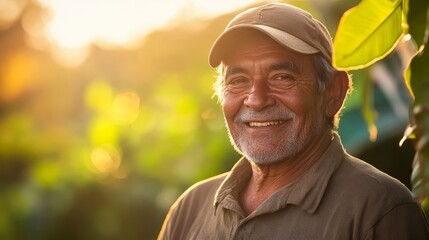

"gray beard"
[232,130,299,165]
[227,106,324,165]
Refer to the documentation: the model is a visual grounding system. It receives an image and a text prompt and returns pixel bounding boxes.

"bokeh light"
[111,91,140,125]
[0,51,40,102]
[90,146,121,175]
[0,0,26,30]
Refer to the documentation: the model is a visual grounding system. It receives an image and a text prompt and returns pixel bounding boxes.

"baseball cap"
[208,3,333,67]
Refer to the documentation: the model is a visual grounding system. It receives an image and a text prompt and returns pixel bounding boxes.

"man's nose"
[243,81,275,111]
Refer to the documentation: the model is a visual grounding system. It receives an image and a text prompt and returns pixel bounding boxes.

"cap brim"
[209,24,319,68]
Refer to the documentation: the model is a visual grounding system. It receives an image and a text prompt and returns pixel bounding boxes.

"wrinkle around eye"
[268,73,297,89]
[225,75,251,87]
[224,80,251,94]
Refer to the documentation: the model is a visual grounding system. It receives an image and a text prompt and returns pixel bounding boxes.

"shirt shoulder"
[330,153,423,234]
[316,153,429,239]
[178,172,228,205]
[338,154,414,205]
[158,173,228,240]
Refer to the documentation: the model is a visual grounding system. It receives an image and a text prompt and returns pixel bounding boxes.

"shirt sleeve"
[157,206,173,240]
[365,202,429,240]
[157,200,182,240]
[157,189,196,240]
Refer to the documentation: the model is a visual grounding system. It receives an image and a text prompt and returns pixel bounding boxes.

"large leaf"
[407,0,429,48]
[333,0,404,70]
[408,48,429,200]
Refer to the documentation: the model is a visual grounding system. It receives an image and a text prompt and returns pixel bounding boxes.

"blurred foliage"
[0,1,241,239]
[0,0,418,239]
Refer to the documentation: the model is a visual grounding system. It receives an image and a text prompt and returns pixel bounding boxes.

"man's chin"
[242,149,291,165]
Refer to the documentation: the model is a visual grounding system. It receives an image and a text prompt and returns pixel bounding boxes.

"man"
[158,3,429,239]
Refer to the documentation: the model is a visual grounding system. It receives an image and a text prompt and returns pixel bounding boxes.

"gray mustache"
[235,108,295,122]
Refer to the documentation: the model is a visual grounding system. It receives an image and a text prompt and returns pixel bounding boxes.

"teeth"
[249,121,282,127]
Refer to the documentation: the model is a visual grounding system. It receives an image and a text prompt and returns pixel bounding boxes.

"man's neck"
[239,131,333,216]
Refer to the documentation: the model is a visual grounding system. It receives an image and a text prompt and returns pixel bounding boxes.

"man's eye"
[227,77,249,85]
[273,74,293,81]
[224,76,250,93]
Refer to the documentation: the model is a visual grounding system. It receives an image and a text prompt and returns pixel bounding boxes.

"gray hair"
[312,54,336,92]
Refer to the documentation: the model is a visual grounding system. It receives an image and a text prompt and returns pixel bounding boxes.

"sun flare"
[38,0,261,49]
[31,0,262,67]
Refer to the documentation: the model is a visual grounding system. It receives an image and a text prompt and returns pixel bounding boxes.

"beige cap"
[209,3,333,67]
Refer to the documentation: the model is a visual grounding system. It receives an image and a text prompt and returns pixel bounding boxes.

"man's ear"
[325,71,349,118]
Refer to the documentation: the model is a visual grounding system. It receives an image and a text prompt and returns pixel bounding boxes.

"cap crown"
[209,3,333,67]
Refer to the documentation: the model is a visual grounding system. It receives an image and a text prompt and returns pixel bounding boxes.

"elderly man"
[158,3,429,239]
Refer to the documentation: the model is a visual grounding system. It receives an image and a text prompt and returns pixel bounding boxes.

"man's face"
[221,34,330,165]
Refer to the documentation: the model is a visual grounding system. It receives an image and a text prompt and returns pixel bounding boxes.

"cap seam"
[257,5,265,25]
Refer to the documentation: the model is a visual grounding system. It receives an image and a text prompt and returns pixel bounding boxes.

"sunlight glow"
[39,0,262,48]
[0,0,26,30]
[34,0,262,66]
[111,91,140,125]
[41,0,183,48]
[91,147,121,175]
[1,52,40,102]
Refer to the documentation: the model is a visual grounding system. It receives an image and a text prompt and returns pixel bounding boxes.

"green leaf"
[411,154,427,201]
[333,0,404,70]
[403,0,409,25]
[411,106,429,200]
[410,48,429,105]
[403,59,414,99]
[409,48,429,200]
[362,70,378,141]
[407,0,429,48]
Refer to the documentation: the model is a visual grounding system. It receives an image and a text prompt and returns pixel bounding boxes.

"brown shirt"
[158,134,429,239]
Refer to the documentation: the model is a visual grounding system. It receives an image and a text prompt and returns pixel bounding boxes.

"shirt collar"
[277,132,345,213]
[214,132,346,215]
[213,157,251,215]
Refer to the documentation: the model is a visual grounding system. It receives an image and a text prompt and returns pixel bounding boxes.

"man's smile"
[248,121,284,127]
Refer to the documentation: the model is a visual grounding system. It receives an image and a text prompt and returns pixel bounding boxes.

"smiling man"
[158,3,429,239]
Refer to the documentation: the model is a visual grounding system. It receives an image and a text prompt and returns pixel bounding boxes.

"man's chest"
[186,206,359,240]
